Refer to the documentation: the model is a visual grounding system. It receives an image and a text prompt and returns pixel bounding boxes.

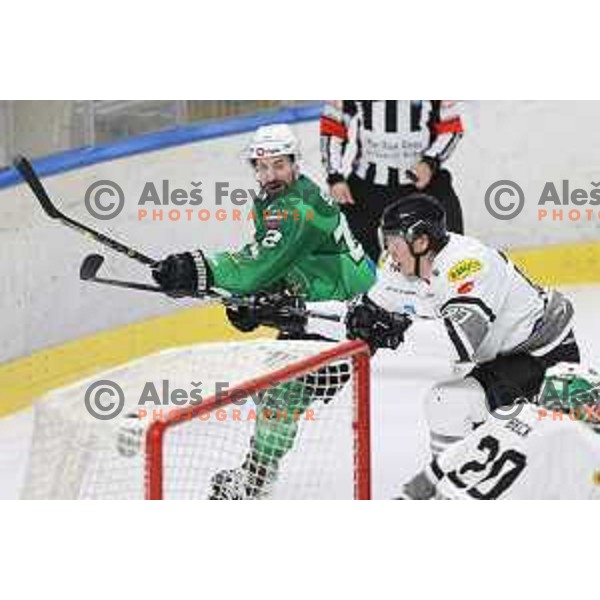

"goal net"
[21,338,370,500]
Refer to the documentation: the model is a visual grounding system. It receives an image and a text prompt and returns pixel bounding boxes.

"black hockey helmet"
[379,193,449,253]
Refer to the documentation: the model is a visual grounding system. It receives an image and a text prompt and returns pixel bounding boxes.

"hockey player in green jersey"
[152,124,375,499]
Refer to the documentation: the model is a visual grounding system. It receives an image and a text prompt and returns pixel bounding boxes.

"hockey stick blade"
[13,155,63,219]
[79,254,166,293]
[80,254,105,281]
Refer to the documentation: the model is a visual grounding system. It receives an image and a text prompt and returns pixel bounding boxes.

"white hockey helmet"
[243,124,301,163]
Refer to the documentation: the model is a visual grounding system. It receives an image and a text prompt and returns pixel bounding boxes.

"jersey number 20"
[446,435,527,500]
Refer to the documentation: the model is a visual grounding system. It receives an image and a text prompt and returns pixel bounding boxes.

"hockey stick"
[16,156,427,324]
[79,254,343,323]
[79,254,255,306]
[80,255,432,323]
[13,155,158,267]
[79,254,234,300]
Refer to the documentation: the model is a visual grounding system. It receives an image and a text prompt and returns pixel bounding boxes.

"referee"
[320,100,465,262]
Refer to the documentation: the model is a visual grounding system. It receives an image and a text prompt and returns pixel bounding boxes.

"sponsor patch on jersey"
[448,258,483,283]
[457,280,475,295]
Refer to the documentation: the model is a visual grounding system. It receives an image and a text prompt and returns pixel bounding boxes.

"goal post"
[145,339,371,499]
[22,338,371,500]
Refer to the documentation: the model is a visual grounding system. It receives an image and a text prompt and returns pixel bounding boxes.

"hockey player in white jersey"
[401,363,600,499]
[344,193,580,490]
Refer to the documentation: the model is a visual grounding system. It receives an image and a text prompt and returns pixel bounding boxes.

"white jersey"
[369,233,574,363]
[430,404,600,499]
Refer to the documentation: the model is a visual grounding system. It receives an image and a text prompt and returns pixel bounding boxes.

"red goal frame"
[144,339,371,500]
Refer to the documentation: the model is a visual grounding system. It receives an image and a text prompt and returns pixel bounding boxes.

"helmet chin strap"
[408,240,431,279]
[414,254,422,278]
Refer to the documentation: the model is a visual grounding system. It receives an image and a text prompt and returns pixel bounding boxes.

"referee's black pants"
[343,169,464,263]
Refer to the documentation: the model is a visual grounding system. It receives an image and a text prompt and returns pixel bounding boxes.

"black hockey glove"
[226,291,307,336]
[152,250,211,297]
[345,296,412,354]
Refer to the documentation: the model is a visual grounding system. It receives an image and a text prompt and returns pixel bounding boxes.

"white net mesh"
[21,339,369,500]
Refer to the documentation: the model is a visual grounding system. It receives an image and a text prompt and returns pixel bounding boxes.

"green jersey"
[207,175,375,301]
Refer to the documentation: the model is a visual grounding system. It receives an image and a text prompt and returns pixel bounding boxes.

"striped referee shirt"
[320,100,464,188]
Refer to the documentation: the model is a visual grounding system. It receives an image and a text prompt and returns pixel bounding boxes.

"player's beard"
[262,180,286,197]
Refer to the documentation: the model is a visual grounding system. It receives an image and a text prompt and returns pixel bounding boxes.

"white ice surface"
[1,284,598,500]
